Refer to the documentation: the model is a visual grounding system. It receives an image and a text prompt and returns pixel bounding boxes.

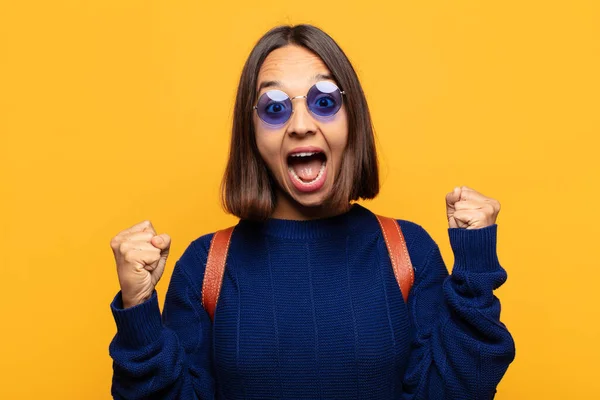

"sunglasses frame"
[252,81,346,126]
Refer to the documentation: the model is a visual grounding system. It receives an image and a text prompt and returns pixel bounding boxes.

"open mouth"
[286,150,328,192]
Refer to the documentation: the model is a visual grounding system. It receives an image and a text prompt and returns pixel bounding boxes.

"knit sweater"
[109,204,515,399]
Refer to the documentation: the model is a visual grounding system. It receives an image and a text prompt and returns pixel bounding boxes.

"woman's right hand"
[110,220,172,308]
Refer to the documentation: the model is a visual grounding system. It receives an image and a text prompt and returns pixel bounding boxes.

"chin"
[278,180,335,213]
[293,193,329,208]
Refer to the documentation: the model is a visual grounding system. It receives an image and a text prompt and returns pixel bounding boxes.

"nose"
[286,97,317,137]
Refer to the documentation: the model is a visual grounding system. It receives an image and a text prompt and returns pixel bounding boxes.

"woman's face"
[254,45,349,219]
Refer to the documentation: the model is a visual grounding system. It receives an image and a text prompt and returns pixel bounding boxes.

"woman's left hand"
[446,186,500,229]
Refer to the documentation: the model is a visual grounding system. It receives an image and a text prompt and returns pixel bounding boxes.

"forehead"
[257,45,331,90]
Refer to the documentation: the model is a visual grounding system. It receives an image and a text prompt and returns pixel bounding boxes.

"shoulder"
[178,232,216,266]
[169,225,241,296]
[386,218,440,272]
[359,205,439,263]
[169,231,217,295]
[394,219,437,249]
[384,218,447,284]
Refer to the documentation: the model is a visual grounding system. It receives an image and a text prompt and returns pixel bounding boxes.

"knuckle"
[484,203,495,213]
[119,241,132,255]
[123,250,139,264]
[143,220,153,229]
[138,231,154,241]
[146,253,160,264]
[125,232,152,242]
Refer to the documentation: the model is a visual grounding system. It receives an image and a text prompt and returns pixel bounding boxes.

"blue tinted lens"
[256,90,292,125]
[307,81,342,117]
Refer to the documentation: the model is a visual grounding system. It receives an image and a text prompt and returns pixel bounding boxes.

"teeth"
[288,162,326,185]
[290,151,318,158]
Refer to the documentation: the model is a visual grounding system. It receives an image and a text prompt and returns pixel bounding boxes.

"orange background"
[1,1,599,398]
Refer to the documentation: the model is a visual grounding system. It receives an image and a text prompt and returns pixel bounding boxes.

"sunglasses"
[253,80,346,126]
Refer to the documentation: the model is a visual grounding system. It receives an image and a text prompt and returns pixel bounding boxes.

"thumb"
[149,234,171,285]
[151,233,171,252]
[446,187,462,229]
[446,186,462,208]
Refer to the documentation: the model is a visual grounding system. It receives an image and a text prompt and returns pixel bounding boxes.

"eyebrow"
[257,80,281,92]
[256,73,334,93]
[313,73,334,82]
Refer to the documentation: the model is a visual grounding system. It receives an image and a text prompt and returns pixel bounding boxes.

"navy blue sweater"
[109,204,515,399]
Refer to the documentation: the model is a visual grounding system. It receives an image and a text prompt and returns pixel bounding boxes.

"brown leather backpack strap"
[375,215,415,303]
[201,226,235,322]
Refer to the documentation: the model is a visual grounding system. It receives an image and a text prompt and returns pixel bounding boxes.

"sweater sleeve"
[400,223,515,400]
[109,235,216,400]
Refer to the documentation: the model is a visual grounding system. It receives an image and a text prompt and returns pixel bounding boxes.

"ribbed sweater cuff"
[448,224,501,273]
[110,290,163,348]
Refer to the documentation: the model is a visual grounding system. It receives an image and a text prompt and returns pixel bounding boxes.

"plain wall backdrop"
[1,1,599,398]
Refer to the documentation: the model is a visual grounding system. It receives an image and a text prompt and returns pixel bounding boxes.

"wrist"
[448,224,501,273]
[122,292,151,309]
[111,290,163,348]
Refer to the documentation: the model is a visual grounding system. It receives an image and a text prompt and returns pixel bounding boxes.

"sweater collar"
[236,203,380,240]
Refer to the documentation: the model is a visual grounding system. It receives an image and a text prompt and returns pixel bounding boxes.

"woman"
[109,24,515,399]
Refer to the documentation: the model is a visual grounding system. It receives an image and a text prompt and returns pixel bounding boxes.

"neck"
[237,203,374,240]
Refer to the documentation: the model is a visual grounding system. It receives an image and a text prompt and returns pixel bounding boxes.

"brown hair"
[221,24,379,220]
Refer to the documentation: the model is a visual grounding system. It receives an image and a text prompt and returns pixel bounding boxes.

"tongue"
[290,158,323,182]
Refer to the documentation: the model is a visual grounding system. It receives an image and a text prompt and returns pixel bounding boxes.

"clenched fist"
[110,220,172,308]
[446,186,500,229]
